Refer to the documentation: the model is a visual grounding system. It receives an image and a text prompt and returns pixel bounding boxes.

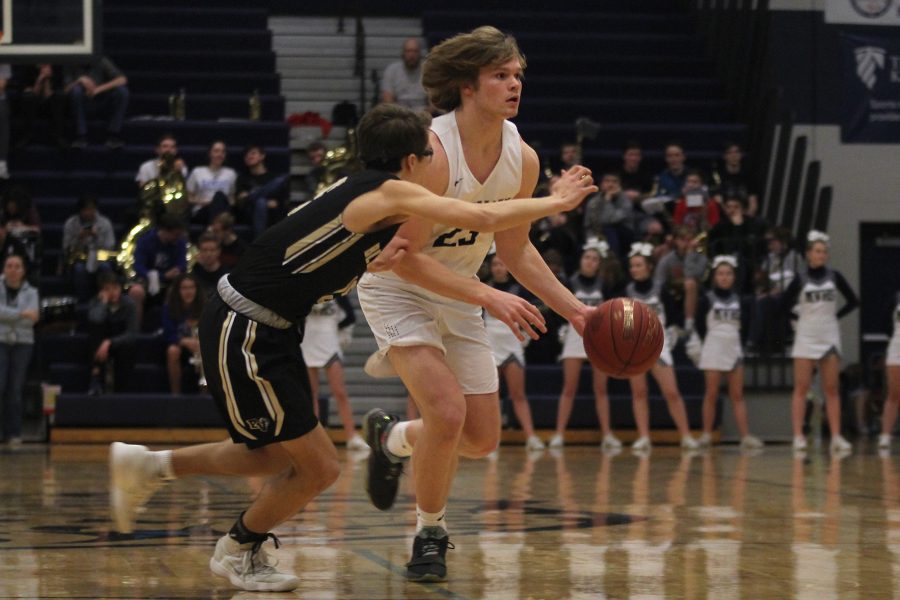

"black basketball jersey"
[227,170,401,324]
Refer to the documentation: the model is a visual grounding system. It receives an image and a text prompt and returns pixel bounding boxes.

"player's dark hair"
[357,104,431,172]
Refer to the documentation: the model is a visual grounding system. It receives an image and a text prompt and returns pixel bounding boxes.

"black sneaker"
[406,526,453,582]
[362,408,404,510]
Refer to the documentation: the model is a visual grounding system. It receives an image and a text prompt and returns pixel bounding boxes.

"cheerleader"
[696,255,763,449]
[301,296,368,451]
[879,291,900,450]
[484,255,545,451]
[549,239,621,450]
[782,231,859,453]
[625,242,699,451]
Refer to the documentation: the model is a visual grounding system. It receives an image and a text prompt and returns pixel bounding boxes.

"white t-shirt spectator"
[186,166,237,212]
[136,159,189,186]
[381,61,427,112]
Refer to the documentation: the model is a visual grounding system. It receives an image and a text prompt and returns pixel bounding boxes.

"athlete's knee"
[422,399,466,439]
[299,454,340,493]
[459,426,499,458]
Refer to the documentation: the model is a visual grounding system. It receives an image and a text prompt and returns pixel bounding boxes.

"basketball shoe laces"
[241,533,283,577]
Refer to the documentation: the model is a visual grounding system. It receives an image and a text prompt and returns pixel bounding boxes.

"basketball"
[583,298,664,378]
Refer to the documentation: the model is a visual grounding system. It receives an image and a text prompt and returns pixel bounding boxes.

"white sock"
[154,450,176,480]
[416,505,447,533]
[386,421,414,458]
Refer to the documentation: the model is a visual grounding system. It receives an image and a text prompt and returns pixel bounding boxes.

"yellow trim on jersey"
[219,312,257,440]
[242,321,285,436]
[292,232,362,274]
[282,215,344,265]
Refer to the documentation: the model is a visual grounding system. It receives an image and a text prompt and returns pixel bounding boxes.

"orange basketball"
[583,298,664,378]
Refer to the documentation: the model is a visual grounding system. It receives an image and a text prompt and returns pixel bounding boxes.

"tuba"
[119,154,189,279]
[315,128,360,196]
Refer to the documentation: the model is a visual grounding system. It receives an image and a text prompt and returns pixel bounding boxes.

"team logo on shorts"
[851,0,892,18]
[246,417,272,432]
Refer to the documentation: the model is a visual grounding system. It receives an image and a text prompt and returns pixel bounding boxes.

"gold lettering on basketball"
[622,299,635,340]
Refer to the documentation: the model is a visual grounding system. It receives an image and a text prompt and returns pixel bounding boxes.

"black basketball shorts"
[199,294,319,448]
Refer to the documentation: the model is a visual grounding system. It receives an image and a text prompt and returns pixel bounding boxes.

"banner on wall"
[840,33,900,142]
[826,0,900,24]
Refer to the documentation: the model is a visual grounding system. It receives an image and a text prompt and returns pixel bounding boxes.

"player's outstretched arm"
[342,167,596,235]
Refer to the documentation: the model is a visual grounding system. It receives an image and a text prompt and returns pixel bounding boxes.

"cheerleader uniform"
[626,279,673,367]
[484,279,528,368]
[300,296,355,368]
[560,273,604,360]
[782,266,858,359]
[697,287,744,371]
[887,292,900,367]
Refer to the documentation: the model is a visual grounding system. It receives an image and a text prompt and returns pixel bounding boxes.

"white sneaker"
[109,442,166,533]
[696,432,712,448]
[631,436,651,452]
[792,436,808,452]
[879,434,892,450]
[525,435,546,451]
[346,434,369,451]
[681,435,700,450]
[740,435,764,450]
[209,534,300,592]
[548,434,564,448]
[601,434,622,451]
[830,435,852,454]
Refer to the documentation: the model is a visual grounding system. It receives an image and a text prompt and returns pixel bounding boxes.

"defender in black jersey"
[108,103,598,592]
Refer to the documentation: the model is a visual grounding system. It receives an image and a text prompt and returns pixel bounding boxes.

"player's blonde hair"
[422,26,526,112]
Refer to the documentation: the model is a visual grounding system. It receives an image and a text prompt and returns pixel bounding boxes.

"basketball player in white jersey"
[879,291,900,450]
[357,27,595,581]
[782,231,858,454]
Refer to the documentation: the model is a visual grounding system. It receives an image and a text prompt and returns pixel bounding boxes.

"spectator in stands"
[236,144,289,237]
[583,170,634,259]
[293,141,327,208]
[654,225,708,335]
[0,254,37,446]
[748,226,802,354]
[707,195,767,294]
[620,141,652,201]
[65,55,129,149]
[127,214,187,325]
[186,140,236,225]
[190,233,227,299]
[557,142,580,173]
[63,193,117,302]
[209,213,246,270]
[162,273,205,395]
[714,142,759,217]
[136,134,188,187]
[86,273,137,395]
[673,170,720,231]
[380,37,428,112]
[0,64,9,179]
[1,185,41,233]
[530,211,581,275]
[0,221,31,274]
[657,141,689,200]
[16,64,66,149]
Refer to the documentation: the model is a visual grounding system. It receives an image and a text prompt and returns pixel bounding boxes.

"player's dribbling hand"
[569,303,592,337]
[368,236,410,273]
[552,166,598,211]
[484,288,546,341]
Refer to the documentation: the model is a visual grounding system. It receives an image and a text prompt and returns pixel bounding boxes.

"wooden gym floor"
[0,441,897,599]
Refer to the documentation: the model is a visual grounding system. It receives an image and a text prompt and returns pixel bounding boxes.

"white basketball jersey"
[417,112,523,278]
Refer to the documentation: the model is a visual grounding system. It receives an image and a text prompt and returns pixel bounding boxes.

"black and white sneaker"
[406,526,453,582]
[362,408,404,510]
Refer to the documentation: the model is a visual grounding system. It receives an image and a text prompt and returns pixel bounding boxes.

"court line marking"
[353,548,473,600]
